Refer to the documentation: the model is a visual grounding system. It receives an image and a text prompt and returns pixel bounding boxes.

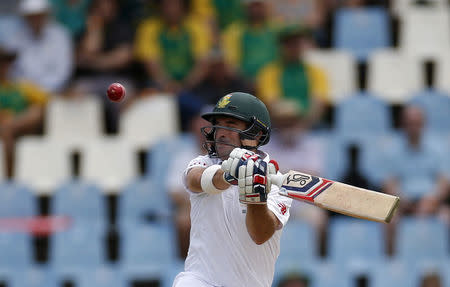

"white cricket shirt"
[181,154,292,287]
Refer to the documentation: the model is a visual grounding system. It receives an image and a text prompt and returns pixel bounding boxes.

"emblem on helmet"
[217,94,232,108]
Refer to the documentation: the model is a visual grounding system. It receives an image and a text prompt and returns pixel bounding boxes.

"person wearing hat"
[0,46,48,177]
[10,0,73,92]
[173,92,292,287]
[255,24,329,126]
[221,0,279,83]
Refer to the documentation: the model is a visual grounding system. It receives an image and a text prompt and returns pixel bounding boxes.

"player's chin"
[215,143,234,159]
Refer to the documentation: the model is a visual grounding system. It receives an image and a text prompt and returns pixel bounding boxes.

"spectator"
[134,0,212,94]
[382,105,449,254]
[49,0,91,40]
[276,272,309,287]
[177,47,249,130]
[263,99,327,253]
[10,0,74,93]
[166,106,210,258]
[256,25,329,126]
[190,0,244,33]
[73,0,135,133]
[0,46,48,178]
[267,0,327,45]
[221,0,279,84]
[383,105,448,217]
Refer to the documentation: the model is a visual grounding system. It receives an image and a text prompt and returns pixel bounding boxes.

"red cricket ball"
[106,83,126,102]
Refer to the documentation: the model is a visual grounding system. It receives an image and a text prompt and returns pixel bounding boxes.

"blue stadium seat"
[395,217,449,262]
[118,178,171,227]
[146,134,194,181]
[0,268,14,287]
[0,232,33,268]
[370,259,419,287]
[0,183,36,217]
[314,262,353,287]
[52,181,105,225]
[120,223,177,268]
[120,223,177,282]
[409,89,450,134]
[161,261,185,287]
[77,265,125,287]
[50,223,105,269]
[334,92,391,142]
[11,266,58,287]
[333,7,390,61]
[328,217,385,271]
[279,221,318,263]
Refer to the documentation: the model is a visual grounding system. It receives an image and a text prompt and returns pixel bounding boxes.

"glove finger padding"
[221,148,259,184]
[238,158,270,204]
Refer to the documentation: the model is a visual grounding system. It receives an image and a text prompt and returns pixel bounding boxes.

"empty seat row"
[333,6,450,61]
[306,49,450,104]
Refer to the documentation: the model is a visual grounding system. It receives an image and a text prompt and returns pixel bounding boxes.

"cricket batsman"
[173,92,292,287]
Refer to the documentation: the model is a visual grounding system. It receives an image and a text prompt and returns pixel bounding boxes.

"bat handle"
[269,173,287,188]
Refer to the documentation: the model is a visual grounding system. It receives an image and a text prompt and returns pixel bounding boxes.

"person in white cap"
[10,0,73,92]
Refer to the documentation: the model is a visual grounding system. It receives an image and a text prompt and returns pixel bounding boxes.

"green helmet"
[201,92,271,156]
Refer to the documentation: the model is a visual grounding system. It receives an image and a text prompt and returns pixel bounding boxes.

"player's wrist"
[201,165,228,194]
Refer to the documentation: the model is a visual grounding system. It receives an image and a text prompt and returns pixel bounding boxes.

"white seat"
[80,137,137,193]
[367,49,422,103]
[305,49,357,103]
[119,94,179,150]
[399,8,450,61]
[14,137,71,194]
[45,96,103,150]
[435,52,450,94]
[391,0,447,17]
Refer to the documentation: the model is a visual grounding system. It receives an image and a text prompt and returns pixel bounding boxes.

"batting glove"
[221,148,260,185]
[238,158,279,204]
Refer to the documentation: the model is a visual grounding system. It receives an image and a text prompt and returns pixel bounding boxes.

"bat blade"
[271,170,400,223]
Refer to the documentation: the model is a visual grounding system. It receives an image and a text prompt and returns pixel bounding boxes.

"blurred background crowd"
[0,0,449,286]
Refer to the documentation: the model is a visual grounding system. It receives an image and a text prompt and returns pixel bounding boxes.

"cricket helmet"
[201,92,271,157]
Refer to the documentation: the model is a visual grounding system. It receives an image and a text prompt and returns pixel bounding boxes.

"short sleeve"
[267,184,292,227]
[306,64,330,103]
[19,81,49,105]
[182,155,213,193]
[256,62,282,104]
[134,19,161,62]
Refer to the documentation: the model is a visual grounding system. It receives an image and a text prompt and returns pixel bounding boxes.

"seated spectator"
[73,0,135,133]
[221,0,279,85]
[134,0,212,94]
[49,0,91,40]
[263,99,327,253]
[383,105,448,217]
[190,0,244,35]
[177,47,249,130]
[0,46,48,178]
[267,0,327,45]
[382,105,449,254]
[256,25,329,126]
[9,0,73,93]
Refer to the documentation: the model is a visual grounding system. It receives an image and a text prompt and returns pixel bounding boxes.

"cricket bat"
[270,170,400,223]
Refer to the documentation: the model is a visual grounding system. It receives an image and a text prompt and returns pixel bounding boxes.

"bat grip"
[269,173,287,187]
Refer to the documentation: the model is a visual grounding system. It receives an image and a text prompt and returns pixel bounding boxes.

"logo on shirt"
[278,203,287,215]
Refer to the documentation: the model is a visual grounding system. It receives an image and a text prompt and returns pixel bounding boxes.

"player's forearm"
[246,205,278,245]
[186,166,230,193]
